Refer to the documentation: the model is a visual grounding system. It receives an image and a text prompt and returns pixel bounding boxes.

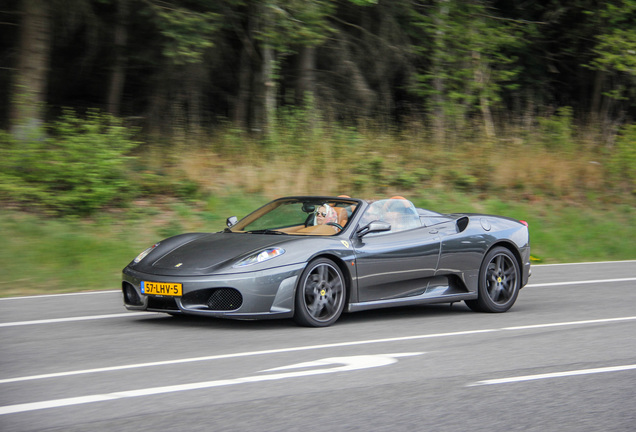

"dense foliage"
[0,1,635,216]
[2,0,635,132]
[0,110,138,215]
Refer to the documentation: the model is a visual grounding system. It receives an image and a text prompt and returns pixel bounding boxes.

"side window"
[360,199,422,234]
[358,201,385,227]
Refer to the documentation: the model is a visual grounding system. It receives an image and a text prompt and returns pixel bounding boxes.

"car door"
[352,227,441,302]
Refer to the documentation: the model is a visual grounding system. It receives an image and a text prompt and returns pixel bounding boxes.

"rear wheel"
[294,258,346,327]
[465,247,520,313]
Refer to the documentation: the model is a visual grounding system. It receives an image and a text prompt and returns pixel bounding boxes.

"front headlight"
[234,247,285,268]
[134,243,160,263]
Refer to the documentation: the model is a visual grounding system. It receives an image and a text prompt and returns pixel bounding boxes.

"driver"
[315,204,338,228]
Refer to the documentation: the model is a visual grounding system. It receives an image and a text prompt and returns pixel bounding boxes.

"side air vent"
[457,216,469,232]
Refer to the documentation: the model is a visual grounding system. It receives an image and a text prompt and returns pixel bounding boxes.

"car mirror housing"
[226,216,238,228]
[357,220,391,237]
[302,203,316,213]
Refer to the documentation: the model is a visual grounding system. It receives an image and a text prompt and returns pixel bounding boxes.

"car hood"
[138,232,294,275]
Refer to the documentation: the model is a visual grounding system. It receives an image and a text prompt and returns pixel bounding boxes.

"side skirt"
[346,292,477,313]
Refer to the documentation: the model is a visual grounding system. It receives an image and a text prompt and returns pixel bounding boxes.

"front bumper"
[122,263,305,320]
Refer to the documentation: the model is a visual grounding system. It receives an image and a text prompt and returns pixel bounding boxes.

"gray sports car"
[122,196,530,327]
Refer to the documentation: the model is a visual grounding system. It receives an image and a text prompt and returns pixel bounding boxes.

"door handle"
[429,229,438,234]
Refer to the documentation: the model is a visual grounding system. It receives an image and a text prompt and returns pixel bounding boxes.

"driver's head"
[315,204,337,225]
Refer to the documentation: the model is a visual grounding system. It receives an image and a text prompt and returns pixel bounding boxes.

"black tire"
[465,247,520,313]
[294,258,346,327]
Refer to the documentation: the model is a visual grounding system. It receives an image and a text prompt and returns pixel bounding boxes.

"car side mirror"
[226,216,238,228]
[357,220,391,237]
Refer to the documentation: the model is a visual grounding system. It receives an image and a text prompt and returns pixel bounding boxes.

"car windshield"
[231,198,359,236]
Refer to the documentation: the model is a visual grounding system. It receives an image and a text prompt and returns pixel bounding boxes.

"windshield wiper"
[247,229,288,235]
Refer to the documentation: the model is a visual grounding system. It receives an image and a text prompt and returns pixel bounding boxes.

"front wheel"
[465,247,520,313]
[294,258,346,327]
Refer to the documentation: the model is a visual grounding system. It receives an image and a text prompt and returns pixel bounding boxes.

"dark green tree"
[587,0,636,121]
[411,0,520,141]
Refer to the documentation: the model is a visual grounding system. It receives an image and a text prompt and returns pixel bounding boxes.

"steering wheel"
[326,222,343,231]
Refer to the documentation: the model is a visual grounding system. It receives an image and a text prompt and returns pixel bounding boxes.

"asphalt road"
[1,261,635,432]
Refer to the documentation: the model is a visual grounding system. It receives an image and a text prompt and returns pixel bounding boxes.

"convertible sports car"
[123,196,530,327]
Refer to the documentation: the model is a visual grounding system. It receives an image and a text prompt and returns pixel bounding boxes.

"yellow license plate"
[141,281,182,296]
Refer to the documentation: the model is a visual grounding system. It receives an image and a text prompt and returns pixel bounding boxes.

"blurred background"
[0,0,634,296]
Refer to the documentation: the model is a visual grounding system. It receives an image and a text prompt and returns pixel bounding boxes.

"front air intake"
[207,288,243,311]
[147,296,179,311]
[122,283,143,306]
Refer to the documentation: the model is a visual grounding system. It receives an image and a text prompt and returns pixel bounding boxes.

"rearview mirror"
[226,216,238,228]
[357,220,391,237]
[302,203,316,213]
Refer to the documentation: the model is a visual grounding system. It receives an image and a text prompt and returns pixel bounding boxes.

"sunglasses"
[316,211,328,217]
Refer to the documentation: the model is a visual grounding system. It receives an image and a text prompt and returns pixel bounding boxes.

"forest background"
[0,0,635,296]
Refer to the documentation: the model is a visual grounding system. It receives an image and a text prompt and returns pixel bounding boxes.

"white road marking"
[2,316,636,385]
[0,353,423,416]
[526,277,636,288]
[0,312,158,328]
[533,260,636,267]
[503,316,636,331]
[0,330,491,384]
[0,290,119,301]
[468,364,636,387]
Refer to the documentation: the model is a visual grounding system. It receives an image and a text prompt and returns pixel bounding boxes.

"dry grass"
[139,119,626,205]
[491,146,605,200]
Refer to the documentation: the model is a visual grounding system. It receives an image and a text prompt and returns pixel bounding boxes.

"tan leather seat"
[332,206,348,227]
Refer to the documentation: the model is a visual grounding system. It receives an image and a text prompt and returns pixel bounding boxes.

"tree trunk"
[590,69,605,122]
[107,0,129,117]
[431,0,449,145]
[232,5,258,131]
[296,45,316,106]
[185,62,205,136]
[233,42,251,130]
[255,43,276,134]
[10,0,51,138]
[473,52,495,138]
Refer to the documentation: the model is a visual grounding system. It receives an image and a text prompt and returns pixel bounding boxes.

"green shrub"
[176,178,201,200]
[0,109,139,215]
[350,155,388,193]
[446,169,478,191]
[391,171,417,189]
[538,106,575,152]
[608,123,636,193]
[157,219,184,238]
